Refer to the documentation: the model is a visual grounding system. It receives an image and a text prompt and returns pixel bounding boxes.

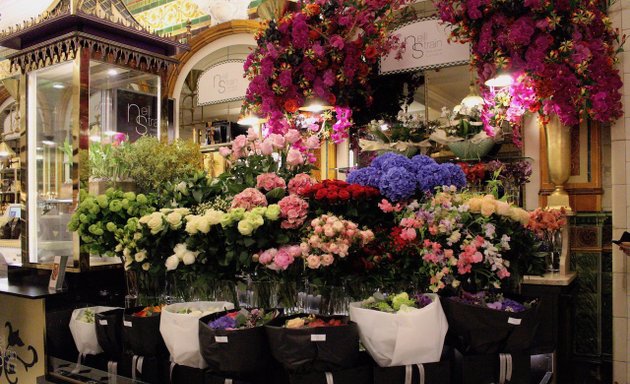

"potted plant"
[88,141,135,195]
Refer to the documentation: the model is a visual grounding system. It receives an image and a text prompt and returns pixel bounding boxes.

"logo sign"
[380,18,470,75]
[0,0,55,32]
[197,60,249,106]
[116,89,159,141]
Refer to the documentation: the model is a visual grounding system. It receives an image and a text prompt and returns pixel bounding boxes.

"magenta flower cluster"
[436,0,625,126]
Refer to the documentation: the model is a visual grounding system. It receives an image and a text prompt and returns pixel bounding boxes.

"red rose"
[327,191,338,200]
[315,189,327,200]
[365,46,378,59]
[338,189,350,200]
[284,99,299,113]
[309,29,320,40]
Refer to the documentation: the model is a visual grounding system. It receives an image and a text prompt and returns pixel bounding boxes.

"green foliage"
[114,137,203,194]
[88,141,132,182]
[67,188,156,257]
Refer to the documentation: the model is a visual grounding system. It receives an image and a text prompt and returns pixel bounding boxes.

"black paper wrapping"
[441,297,540,355]
[121,353,169,384]
[372,360,451,384]
[287,364,372,384]
[169,363,206,384]
[95,308,124,359]
[264,314,360,373]
[452,350,530,384]
[122,306,168,357]
[199,309,278,375]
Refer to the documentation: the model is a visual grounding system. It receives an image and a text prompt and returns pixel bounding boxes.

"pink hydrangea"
[256,173,287,191]
[288,173,316,195]
[231,188,268,210]
[278,195,309,229]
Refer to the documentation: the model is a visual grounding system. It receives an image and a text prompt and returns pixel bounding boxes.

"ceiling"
[123,0,216,35]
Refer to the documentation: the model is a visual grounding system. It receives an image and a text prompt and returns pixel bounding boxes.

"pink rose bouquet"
[255,245,302,271]
[231,188,268,210]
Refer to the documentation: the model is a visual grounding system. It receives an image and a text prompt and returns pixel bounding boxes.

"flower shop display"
[526,207,567,272]
[347,153,467,202]
[359,114,440,157]
[159,301,234,369]
[349,292,448,367]
[243,0,414,136]
[123,305,169,358]
[69,306,118,357]
[441,291,540,355]
[393,188,543,293]
[265,314,359,373]
[199,308,280,375]
[435,0,624,127]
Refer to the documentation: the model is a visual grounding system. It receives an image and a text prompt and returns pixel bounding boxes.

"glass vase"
[124,269,139,308]
[251,280,278,309]
[278,280,298,314]
[316,285,350,316]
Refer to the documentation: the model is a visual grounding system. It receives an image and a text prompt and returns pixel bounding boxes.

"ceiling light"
[0,142,15,157]
[298,97,333,113]
[237,114,267,126]
[460,83,485,109]
[484,73,513,88]
[53,83,65,89]
[107,69,118,76]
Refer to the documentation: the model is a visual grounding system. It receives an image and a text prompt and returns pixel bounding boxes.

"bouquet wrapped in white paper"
[69,306,118,356]
[159,301,233,368]
[349,293,448,367]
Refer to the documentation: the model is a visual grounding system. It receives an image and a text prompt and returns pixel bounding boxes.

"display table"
[522,272,577,384]
[0,278,65,384]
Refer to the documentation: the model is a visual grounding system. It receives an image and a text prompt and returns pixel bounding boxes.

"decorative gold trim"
[0,1,70,39]
[9,32,178,74]
[166,20,262,97]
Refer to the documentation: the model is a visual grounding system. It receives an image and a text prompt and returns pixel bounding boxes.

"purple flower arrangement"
[208,308,278,331]
[347,153,466,202]
[451,291,535,313]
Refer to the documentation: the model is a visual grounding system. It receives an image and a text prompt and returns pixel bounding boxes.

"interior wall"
[610,1,630,382]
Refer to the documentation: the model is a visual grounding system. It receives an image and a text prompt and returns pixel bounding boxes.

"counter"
[0,278,65,384]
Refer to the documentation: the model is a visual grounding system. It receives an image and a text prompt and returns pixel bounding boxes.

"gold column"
[544,114,572,212]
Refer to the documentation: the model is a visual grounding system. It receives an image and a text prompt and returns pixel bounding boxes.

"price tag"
[215,336,229,343]
[123,321,132,327]
[507,317,522,325]
[311,334,326,342]
[98,319,108,326]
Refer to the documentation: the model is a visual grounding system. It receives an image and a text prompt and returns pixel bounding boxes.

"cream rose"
[197,216,211,234]
[468,197,483,213]
[495,201,511,216]
[142,262,151,271]
[134,251,147,263]
[205,210,225,226]
[182,251,197,265]
[174,243,188,260]
[237,220,255,236]
[165,255,180,271]
[166,212,183,229]
[185,216,200,234]
[146,213,164,234]
[306,255,321,269]
[480,200,496,217]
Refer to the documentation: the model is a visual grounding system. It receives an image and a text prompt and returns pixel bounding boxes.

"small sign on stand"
[48,256,68,291]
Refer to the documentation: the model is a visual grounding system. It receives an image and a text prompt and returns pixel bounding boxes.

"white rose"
[182,251,198,265]
[174,208,191,216]
[146,213,164,234]
[142,262,150,271]
[166,212,183,229]
[134,251,147,262]
[165,255,180,271]
[138,214,152,224]
[115,244,123,253]
[185,216,200,234]
[173,243,188,260]
[123,248,131,257]
[197,216,211,234]
[133,233,142,240]
[124,254,133,270]
[204,210,225,226]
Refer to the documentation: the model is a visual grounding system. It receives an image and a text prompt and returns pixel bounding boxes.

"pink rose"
[268,133,285,148]
[260,139,274,155]
[288,173,315,195]
[305,135,320,149]
[247,127,259,141]
[320,253,334,266]
[258,248,276,265]
[256,173,286,191]
[306,255,321,269]
[219,146,232,157]
[232,135,248,156]
[273,247,294,270]
[284,129,301,144]
[286,149,304,167]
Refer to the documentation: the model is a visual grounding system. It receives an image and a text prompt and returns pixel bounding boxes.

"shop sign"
[197,60,249,106]
[0,0,54,32]
[380,18,470,75]
[116,89,159,141]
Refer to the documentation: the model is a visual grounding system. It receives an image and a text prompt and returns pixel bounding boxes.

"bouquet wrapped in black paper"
[199,308,280,375]
[122,305,168,357]
[265,314,360,373]
[441,291,540,354]
[95,308,125,359]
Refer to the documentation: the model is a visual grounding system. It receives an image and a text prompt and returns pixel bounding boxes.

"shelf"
[0,168,18,173]
[0,191,17,195]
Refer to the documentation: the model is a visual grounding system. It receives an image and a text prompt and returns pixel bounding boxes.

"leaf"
[192,190,203,203]
[243,238,256,247]
[276,233,290,244]
[266,187,286,201]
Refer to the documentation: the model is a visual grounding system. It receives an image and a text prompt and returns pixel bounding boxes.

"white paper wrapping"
[69,306,118,355]
[349,294,448,367]
[159,301,234,368]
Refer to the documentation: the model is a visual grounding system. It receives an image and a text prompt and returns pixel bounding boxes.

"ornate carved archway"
[166,20,261,98]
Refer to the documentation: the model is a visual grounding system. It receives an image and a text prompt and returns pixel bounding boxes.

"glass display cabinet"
[0,0,185,271]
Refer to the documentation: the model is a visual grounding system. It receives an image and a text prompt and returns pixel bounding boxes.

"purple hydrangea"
[442,163,467,189]
[209,315,237,330]
[347,167,381,188]
[378,167,417,202]
[370,152,412,171]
